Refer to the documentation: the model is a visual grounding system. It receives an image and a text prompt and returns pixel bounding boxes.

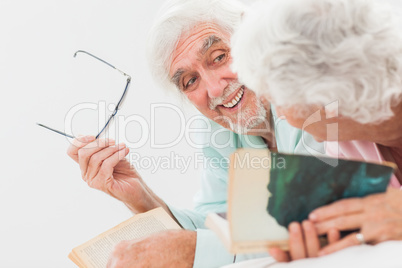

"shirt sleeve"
[193,229,235,267]
[193,229,270,268]
[166,128,237,267]
[166,143,230,230]
[167,205,205,230]
[167,119,272,267]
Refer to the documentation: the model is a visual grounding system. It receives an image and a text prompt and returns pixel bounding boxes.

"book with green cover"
[205,148,395,254]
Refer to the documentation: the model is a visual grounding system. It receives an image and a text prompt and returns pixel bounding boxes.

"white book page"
[228,149,289,242]
[71,207,181,268]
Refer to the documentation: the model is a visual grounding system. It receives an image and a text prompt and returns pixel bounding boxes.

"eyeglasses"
[37,50,131,139]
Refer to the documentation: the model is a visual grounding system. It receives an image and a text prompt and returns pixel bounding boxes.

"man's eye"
[213,53,226,63]
[185,77,197,89]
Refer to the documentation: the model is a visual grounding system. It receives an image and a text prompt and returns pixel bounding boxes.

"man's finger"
[302,220,320,258]
[66,135,96,162]
[309,198,364,222]
[318,232,363,256]
[93,147,129,190]
[315,214,364,235]
[86,144,127,182]
[78,139,115,179]
[288,222,306,260]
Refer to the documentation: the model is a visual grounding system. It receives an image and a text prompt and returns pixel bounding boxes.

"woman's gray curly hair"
[232,0,402,124]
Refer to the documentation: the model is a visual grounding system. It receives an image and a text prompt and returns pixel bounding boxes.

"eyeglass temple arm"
[74,50,131,79]
[95,77,131,139]
[37,51,132,140]
[36,123,75,139]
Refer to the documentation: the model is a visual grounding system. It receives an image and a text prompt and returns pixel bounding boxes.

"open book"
[68,207,181,268]
[205,148,395,254]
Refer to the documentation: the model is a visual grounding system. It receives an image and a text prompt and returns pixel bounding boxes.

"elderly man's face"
[169,23,268,134]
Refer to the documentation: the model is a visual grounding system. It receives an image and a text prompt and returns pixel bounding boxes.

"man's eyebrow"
[170,35,222,88]
[199,35,222,55]
[171,68,185,88]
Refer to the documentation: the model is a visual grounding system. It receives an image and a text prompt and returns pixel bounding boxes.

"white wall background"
[0,0,206,267]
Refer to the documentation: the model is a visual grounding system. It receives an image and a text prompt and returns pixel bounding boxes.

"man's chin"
[228,117,268,135]
[228,124,248,135]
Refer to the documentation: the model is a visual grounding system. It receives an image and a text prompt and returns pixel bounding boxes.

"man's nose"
[203,72,226,99]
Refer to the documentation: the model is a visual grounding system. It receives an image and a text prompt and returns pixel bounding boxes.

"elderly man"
[67,0,322,267]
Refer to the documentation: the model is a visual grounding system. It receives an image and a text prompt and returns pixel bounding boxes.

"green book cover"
[267,153,394,227]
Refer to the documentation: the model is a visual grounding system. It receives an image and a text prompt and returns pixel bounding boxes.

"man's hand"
[268,221,340,262]
[66,136,167,214]
[107,230,196,268]
[309,187,402,256]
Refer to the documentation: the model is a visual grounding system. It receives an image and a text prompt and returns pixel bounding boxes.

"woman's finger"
[315,213,364,235]
[327,228,341,244]
[268,247,290,262]
[302,220,320,258]
[310,193,385,223]
[318,232,363,256]
[288,222,307,260]
[309,198,364,222]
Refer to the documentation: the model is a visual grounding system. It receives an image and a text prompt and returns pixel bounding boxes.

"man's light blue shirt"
[169,110,323,267]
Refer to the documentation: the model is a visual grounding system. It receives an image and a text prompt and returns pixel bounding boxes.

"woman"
[231,0,402,262]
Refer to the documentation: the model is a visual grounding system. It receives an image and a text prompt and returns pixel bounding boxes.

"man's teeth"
[222,88,244,108]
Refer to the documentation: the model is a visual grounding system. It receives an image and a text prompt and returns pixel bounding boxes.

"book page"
[228,149,289,243]
[69,207,181,268]
[205,213,231,250]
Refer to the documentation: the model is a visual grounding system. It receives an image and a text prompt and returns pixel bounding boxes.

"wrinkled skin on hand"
[67,137,195,266]
[269,187,402,262]
[107,230,196,268]
[310,187,402,256]
[268,221,340,262]
[66,136,168,214]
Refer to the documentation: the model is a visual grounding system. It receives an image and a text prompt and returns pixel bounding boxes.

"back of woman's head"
[232,0,402,124]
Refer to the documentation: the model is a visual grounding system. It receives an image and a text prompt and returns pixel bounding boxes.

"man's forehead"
[170,24,228,65]
[170,31,228,87]
[179,23,228,49]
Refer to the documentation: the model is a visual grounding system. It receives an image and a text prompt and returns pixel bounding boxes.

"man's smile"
[222,86,244,108]
[221,86,245,109]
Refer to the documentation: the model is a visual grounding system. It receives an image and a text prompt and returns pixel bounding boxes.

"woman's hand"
[309,187,402,256]
[268,220,340,262]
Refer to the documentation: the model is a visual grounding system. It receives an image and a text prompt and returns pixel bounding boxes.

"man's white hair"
[147,0,246,93]
[231,0,402,124]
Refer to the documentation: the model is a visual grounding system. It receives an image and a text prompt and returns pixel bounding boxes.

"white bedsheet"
[222,241,402,268]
